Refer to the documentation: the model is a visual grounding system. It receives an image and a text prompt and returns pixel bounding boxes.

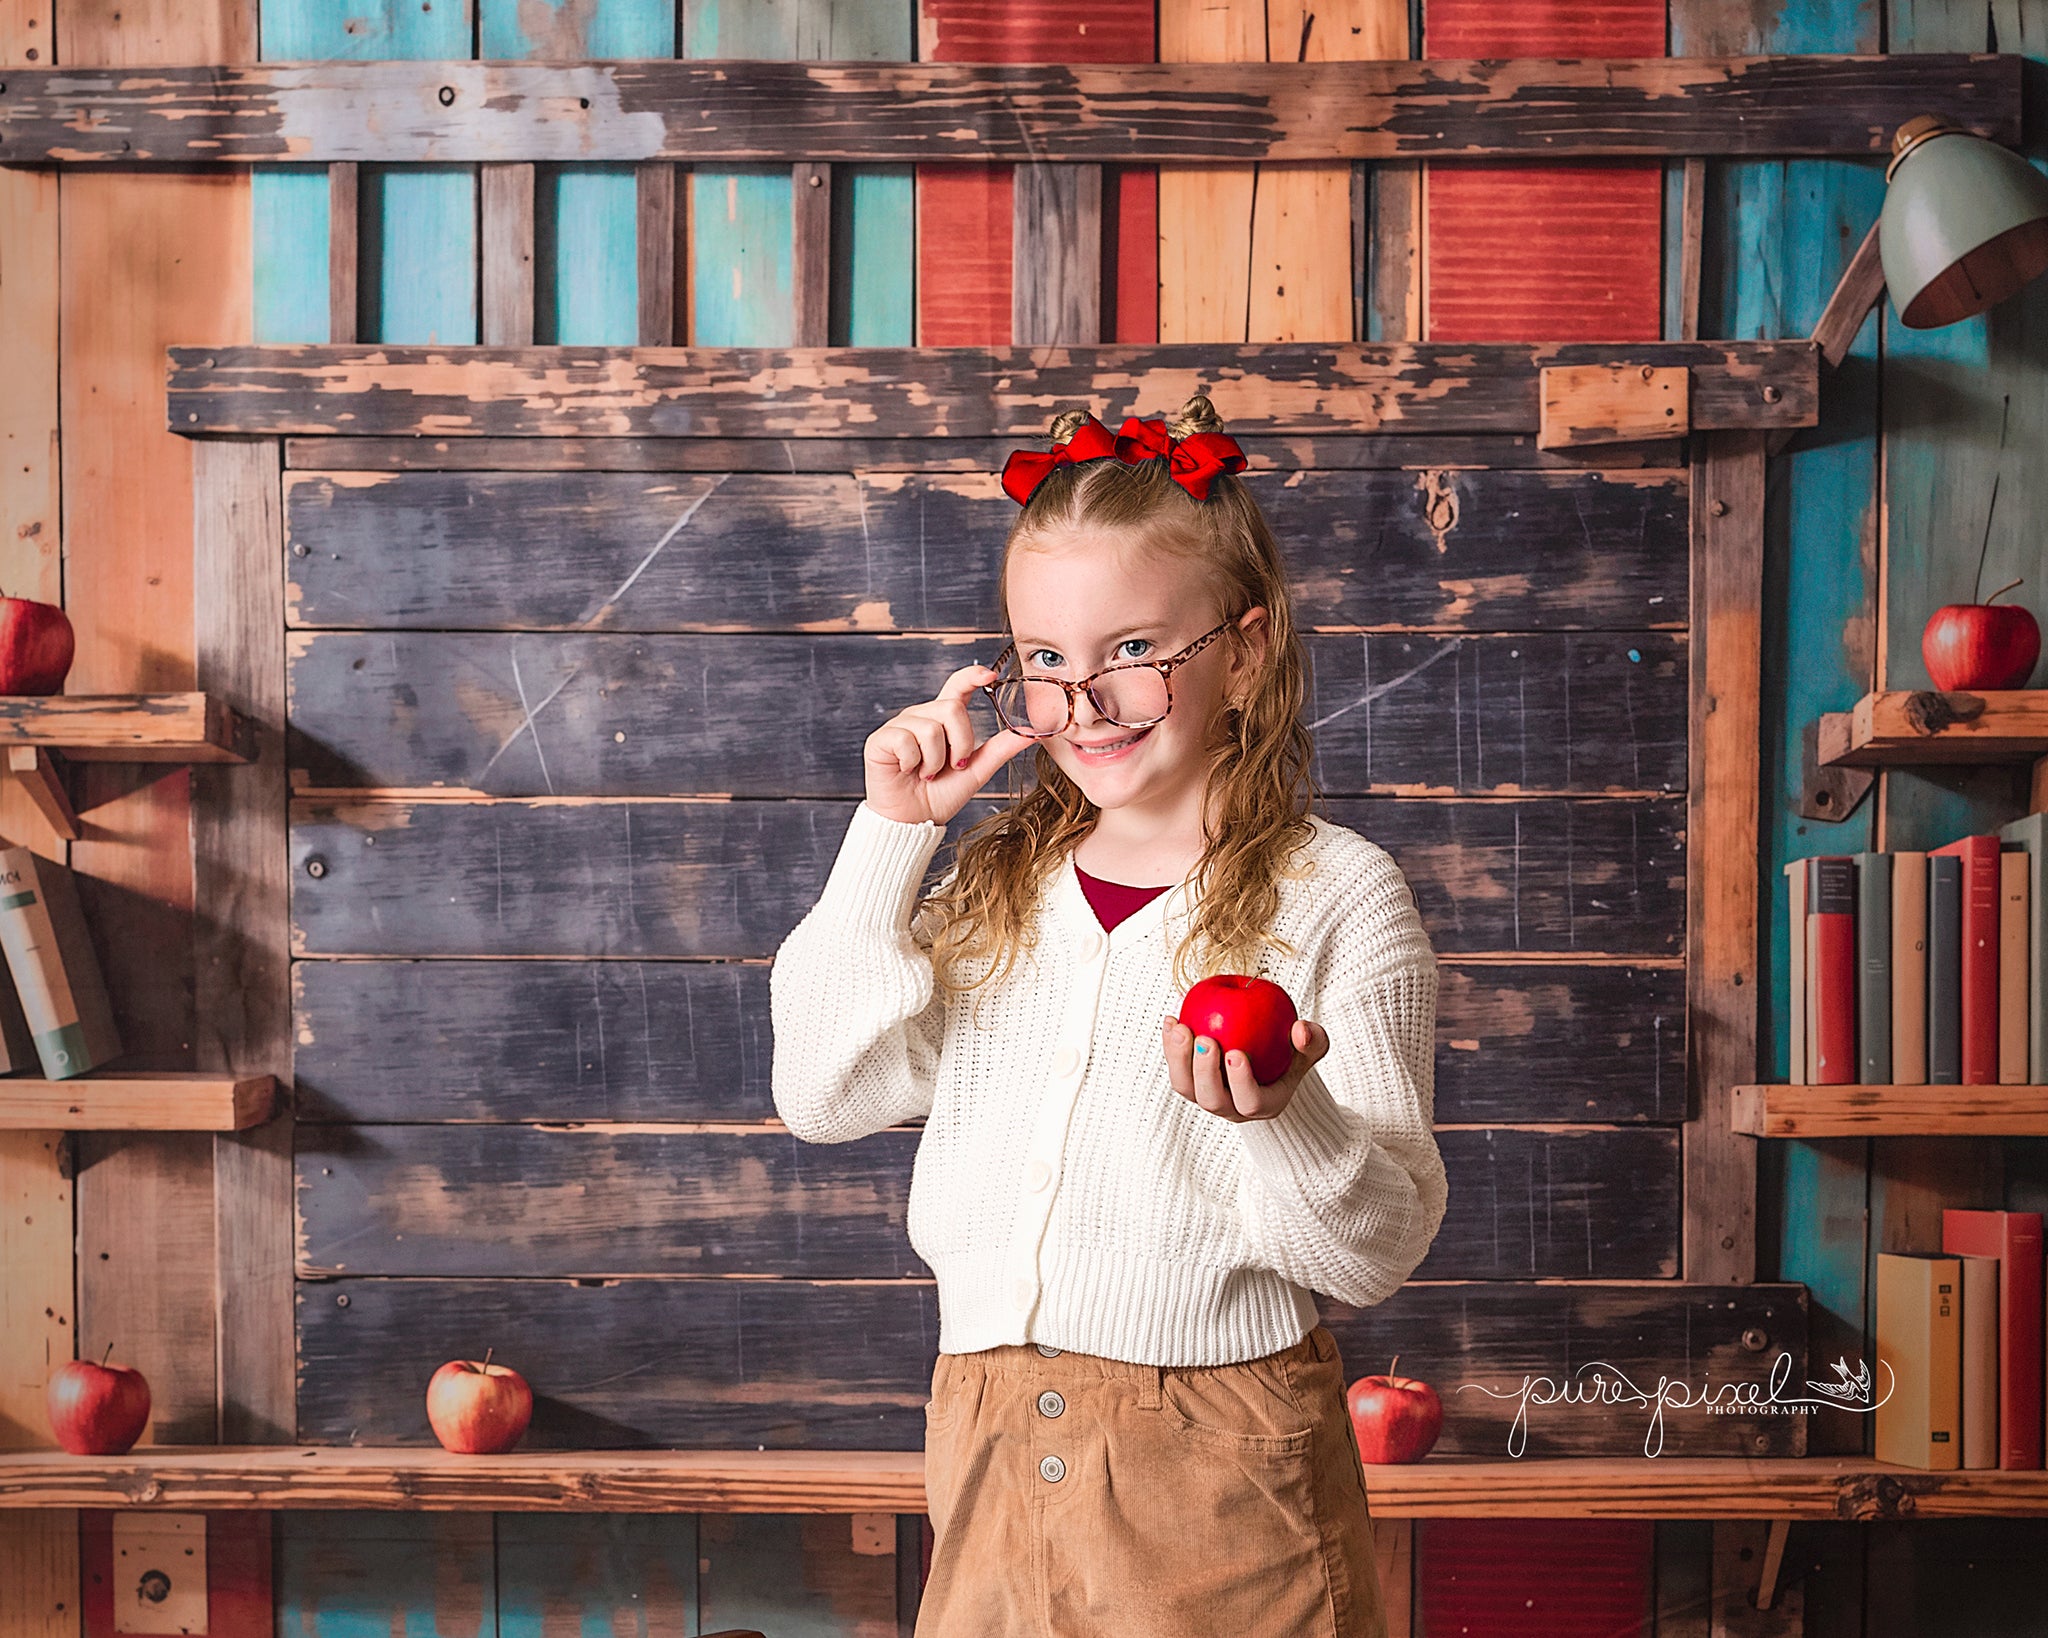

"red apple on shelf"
[0,589,74,696]
[1346,1354,1443,1464]
[1179,973,1300,1085]
[426,1348,533,1454]
[46,1346,151,1455]
[1922,577,2041,691]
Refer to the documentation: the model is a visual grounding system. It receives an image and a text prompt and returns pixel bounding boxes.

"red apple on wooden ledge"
[46,1345,151,1455]
[1346,1354,1443,1464]
[427,1348,533,1453]
[1179,973,1300,1085]
[0,588,73,695]
[1923,576,2041,691]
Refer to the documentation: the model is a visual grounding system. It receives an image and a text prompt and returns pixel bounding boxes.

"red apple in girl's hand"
[426,1349,533,1453]
[46,1346,151,1455]
[1922,577,2041,690]
[1179,974,1300,1085]
[0,591,74,695]
[1346,1355,1443,1464]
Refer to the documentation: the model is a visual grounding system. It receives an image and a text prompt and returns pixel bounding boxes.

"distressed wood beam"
[0,56,2016,165]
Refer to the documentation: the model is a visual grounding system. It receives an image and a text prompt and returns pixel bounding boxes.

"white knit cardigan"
[769,799,1447,1366]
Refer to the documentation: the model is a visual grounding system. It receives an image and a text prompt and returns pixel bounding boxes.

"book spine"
[1960,1255,1999,1469]
[1786,859,1809,1086]
[1959,839,2001,1085]
[1997,813,2048,1083]
[1856,851,1892,1083]
[1928,855,1963,1085]
[2001,850,2030,1085]
[1875,1252,1962,1470]
[0,850,91,1079]
[1892,852,1929,1085]
[1807,857,1857,1084]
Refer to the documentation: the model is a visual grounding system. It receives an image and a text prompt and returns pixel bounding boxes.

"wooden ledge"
[0,1072,276,1131]
[0,692,253,763]
[1733,1084,2048,1138]
[1817,689,2048,766]
[4,1448,2045,1519]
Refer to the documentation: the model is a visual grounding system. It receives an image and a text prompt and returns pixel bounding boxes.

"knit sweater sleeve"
[1232,849,1447,1308]
[769,800,949,1145]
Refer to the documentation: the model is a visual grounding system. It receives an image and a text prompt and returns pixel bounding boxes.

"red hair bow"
[999,413,1247,507]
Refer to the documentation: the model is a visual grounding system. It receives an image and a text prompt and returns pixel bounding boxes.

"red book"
[1933,836,2002,1084]
[1941,1209,2044,1468]
[1806,857,1858,1083]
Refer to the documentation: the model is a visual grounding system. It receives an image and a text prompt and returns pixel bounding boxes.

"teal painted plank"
[276,1513,495,1637]
[698,1513,899,1637]
[496,1513,701,1637]
[252,163,329,342]
[481,0,672,345]
[259,0,475,344]
[682,1,914,346]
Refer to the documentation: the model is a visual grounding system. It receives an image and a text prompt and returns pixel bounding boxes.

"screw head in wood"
[1710,499,1728,516]
[1761,385,1782,403]
[305,857,328,879]
[438,85,456,107]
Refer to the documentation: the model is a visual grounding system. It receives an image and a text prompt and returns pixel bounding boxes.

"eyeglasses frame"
[980,618,1237,739]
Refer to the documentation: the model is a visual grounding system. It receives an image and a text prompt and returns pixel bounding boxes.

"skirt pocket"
[1157,1350,1317,1458]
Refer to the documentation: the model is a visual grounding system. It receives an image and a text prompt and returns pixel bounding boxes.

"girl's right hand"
[864,662,1035,826]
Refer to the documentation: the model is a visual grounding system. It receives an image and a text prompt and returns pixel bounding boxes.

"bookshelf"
[0,692,254,840]
[1817,689,2048,768]
[1732,1083,2048,1138]
[1,1447,2044,1519]
[0,1070,275,1131]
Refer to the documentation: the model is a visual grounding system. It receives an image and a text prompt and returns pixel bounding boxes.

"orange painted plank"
[916,0,1154,346]
[1423,0,1664,342]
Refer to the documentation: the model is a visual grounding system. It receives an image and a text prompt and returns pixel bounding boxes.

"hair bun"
[1047,408,1092,444]
[1167,393,1224,440]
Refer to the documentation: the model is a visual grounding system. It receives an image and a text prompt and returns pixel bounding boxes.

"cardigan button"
[1052,1044,1080,1078]
[1012,1277,1035,1310]
[1025,1159,1052,1192]
[1078,930,1104,960]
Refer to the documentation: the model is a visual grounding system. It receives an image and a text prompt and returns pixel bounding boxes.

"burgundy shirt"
[1073,861,1175,933]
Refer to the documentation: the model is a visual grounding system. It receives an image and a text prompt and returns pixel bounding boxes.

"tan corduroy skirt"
[916,1324,1388,1638]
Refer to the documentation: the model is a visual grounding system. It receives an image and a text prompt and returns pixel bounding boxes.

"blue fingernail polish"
[1195,1041,1208,1054]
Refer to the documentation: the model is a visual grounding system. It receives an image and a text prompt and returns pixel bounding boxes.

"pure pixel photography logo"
[1455,1353,1895,1457]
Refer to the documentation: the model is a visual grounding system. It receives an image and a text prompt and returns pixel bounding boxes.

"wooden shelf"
[0,1071,275,1131]
[1732,1084,2048,1138]
[2,1447,2044,1518]
[0,692,253,763]
[1817,689,2048,767]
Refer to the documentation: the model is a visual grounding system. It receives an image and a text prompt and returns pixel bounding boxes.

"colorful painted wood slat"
[275,1513,495,1635]
[1423,0,1666,342]
[256,0,475,344]
[282,631,1687,797]
[1671,0,1882,1462]
[916,0,1156,346]
[291,1277,1806,1455]
[480,0,674,347]
[496,1513,701,1637]
[286,796,1684,959]
[293,1123,1680,1280]
[684,2,913,346]
[289,956,1682,1125]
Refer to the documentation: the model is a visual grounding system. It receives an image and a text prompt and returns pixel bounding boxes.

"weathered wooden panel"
[276,1513,495,1633]
[293,956,1679,1126]
[7,56,2016,164]
[169,340,1818,438]
[293,958,777,1123]
[284,631,1685,797]
[497,1513,701,1638]
[286,796,1684,957]
[294,1277,1807,1455]
[281,466,1687,632]
[293,1124,1675,1280]
[1436,962,1685,1125]
[297,1126,930,1278]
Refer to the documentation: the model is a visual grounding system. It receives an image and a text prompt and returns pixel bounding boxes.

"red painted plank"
[1423,0,1664,342]
[915,1,1155,346]
[1419,1520,1655,1638]
[82,1510,272,1638]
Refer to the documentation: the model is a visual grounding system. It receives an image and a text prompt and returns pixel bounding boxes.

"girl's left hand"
[1161,1015,1330,1122]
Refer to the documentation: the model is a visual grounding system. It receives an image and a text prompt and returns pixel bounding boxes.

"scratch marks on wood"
[577,473,731,629]
[1306,638,1460,731]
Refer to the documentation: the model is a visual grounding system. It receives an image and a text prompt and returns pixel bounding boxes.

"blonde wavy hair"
[911,392,1321,1020]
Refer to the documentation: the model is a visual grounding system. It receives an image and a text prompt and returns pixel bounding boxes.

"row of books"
[1786,813,2048,1084]
[1878,1210,2044,1469]
[0,845,121,1080]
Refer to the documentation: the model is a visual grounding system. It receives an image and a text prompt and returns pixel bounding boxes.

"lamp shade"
[1880,114,2048,328]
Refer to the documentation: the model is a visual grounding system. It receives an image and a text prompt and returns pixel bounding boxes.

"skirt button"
[1037,1389,1065,1417]
[1036,1343,1062,1358]
[1039,1454,1066,1483]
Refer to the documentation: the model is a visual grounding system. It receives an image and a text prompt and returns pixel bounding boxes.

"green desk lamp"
[1813,114,2048,362]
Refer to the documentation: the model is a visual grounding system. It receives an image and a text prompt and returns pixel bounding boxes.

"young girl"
[770,394,1445,1638]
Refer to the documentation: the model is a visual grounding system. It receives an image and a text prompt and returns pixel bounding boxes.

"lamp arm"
[1810,218,1886,368]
